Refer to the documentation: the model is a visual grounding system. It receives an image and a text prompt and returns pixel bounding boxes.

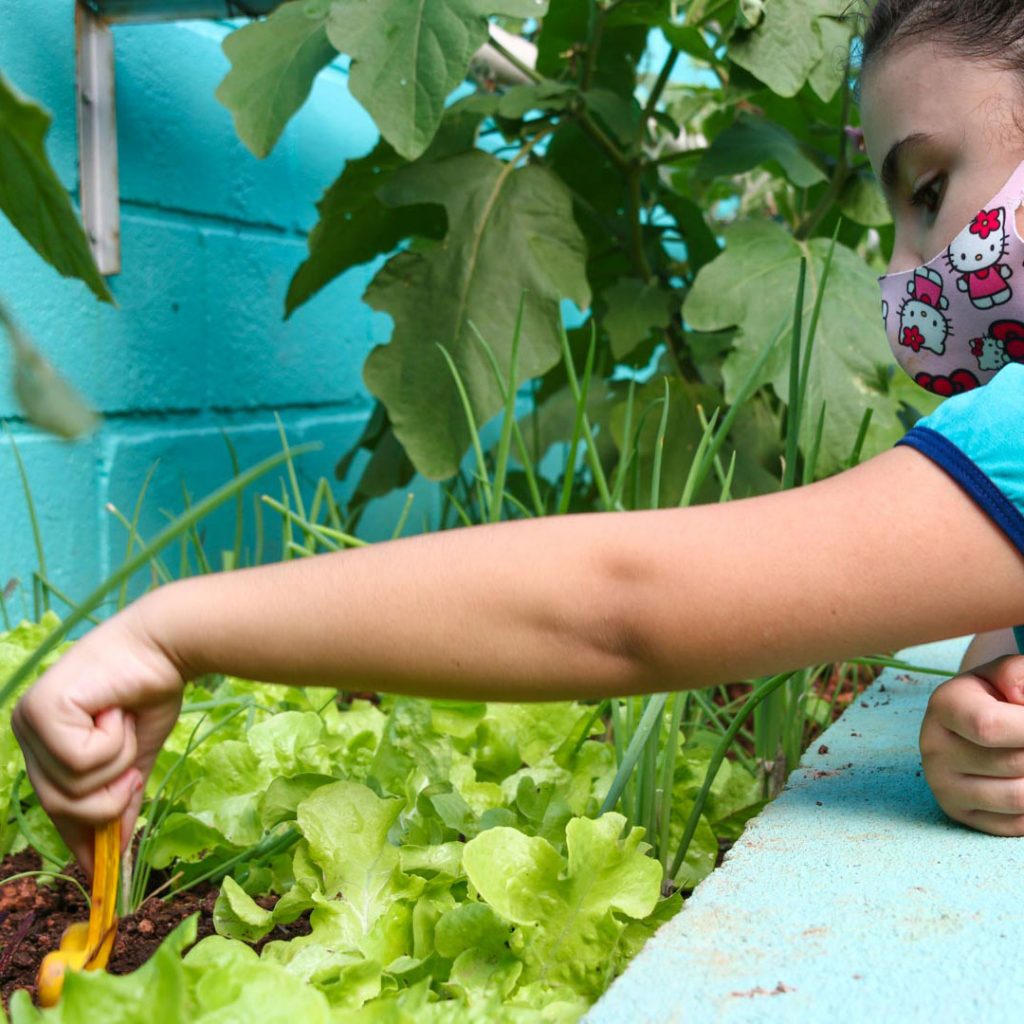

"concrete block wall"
[0,2,441,627]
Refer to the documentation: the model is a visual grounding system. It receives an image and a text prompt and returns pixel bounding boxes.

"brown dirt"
[0,849,311,1011]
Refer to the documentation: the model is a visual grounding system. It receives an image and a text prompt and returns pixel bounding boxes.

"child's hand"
[919,655,1024,835]
[10,600,187,874]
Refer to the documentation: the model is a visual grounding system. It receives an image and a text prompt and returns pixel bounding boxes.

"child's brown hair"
[858,0,1024,70]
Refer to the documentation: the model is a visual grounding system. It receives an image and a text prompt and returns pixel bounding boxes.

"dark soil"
[0,849,311,1011]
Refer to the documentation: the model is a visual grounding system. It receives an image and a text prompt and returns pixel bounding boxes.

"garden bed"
[0,848,311,1011]
[0,607,887,1021]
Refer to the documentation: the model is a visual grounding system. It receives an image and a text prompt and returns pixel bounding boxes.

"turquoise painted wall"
[0,3,440,627]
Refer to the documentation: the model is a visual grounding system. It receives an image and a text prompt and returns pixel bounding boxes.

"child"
[11,0,1024,874]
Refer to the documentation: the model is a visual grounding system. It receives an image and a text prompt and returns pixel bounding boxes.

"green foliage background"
[216,0,940,518]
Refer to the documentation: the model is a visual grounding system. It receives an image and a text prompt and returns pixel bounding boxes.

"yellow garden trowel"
[37,820,121,1006]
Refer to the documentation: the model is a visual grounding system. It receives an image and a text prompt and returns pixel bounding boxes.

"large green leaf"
[602,278,675,362]
[683,219,903,473]
[698,113,827,189]
[326,0,549,161]
[0,300,100,440]
[728,0,852,101]
[364,150,590,480]
[0,72,112,303]
[286,97,493,317]
[216,0,338,159]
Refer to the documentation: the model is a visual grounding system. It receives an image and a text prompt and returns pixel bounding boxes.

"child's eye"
[909,175,945,214]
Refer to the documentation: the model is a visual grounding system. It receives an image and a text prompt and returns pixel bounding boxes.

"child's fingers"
[961,809,1024,838]
[973,654,1024,706]
[13,708,139,800]
[13,687,139,790]
[927,673,1024,748]
[22,744,141,827]
[947,774,1024,816]
[927,728,1024,778]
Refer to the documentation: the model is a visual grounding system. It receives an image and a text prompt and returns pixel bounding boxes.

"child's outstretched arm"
[12,440,1024,867]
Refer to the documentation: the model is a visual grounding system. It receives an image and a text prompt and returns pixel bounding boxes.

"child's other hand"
[10,600,187,874]
[920,655,1024,835]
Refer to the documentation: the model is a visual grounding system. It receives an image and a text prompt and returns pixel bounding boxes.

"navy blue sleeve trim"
[895,425,1024,559]
[1015,625,1024,655]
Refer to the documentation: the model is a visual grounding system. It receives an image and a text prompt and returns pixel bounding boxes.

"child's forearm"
[139,447,1024,704]
[141,514,650,702]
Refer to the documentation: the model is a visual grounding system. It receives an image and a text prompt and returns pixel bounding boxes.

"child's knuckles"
[918,710,948,758]
[963,706,1007,747]
[999,747,1024,777]
[925,679,964,721]
[52,742,103,777]
[1004,779,1024,814]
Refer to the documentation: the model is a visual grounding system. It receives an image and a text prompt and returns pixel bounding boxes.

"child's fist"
[919,655,1024,836]
[10,599,187,875]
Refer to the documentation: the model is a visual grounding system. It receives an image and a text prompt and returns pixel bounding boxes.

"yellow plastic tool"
[37,819,120,1006]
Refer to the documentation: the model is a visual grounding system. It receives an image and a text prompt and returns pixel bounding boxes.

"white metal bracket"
[75,2,121,275]
[72,1,534,277]
[72,2,283,275]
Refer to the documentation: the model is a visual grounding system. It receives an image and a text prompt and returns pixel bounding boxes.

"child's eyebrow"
[881,132,936,194]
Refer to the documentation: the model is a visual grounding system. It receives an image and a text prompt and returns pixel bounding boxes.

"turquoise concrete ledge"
[585,635,1024,1022]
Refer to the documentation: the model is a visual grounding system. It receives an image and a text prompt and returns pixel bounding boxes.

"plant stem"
[3,424,48,617]
[795,66,853,241]
[670,671,795,883]
[581,2,608,92]
[628,165,654,282]
[578,109,630,171]
[642,47,680,127]
[0,869,91,907]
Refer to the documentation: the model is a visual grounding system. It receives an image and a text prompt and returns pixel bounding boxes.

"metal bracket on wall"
[74,0,532,274]
[76,3,120,275]
[74,1,280,276]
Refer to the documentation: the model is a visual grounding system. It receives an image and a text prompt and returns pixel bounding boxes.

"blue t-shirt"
[894,362,1024,655]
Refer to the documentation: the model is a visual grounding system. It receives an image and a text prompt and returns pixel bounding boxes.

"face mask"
[879,160,1024,396]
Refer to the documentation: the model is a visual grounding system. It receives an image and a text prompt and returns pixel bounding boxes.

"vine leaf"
[285,139,446,316]
[601,278,674,361]
[364,149,590,480]
[326,0,549,161]
[0,301,100,440]
[216,0,338,159]
[728,0,852,100]
[698,113,827,189]
[0,72,112,303]
[286,95,493,317]
[683,219,903,473]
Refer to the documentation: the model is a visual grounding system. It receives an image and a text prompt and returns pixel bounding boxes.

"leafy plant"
[213,0,935,523]
[0,69,108,437]
[0,349,958,1019]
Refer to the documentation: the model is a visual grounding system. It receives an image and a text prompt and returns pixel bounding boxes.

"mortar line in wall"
[120,198,309,239]
[0,398,373,431]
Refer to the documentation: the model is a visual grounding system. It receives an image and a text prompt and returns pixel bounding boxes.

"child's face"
[861,40,1024,275]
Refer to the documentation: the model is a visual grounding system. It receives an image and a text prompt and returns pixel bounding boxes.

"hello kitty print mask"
[880,161,1024,396]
